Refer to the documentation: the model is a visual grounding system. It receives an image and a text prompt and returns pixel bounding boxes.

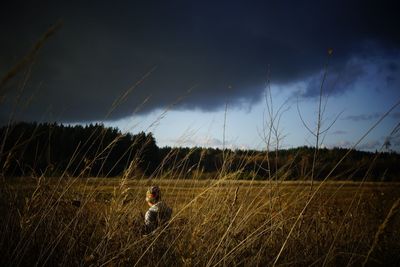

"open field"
[1,177,400,266]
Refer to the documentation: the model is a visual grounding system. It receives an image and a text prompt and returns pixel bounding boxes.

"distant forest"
[1,122,399,181]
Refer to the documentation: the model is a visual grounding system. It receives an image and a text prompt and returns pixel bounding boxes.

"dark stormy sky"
[1,0,400,150]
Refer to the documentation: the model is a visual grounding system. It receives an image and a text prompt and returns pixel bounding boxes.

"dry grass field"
[1,177,399,266]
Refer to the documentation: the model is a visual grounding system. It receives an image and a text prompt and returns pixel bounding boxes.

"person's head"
[146,185,161,206]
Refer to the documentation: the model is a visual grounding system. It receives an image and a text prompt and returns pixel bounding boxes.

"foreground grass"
[1,177,400,266]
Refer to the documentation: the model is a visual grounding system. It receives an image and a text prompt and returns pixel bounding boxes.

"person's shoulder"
[148,205,158,212]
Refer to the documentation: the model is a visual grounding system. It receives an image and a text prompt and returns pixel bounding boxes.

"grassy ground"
[1,177,400,266]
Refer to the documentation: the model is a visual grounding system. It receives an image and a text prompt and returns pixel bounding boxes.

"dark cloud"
[298,57,367,98]
[1,0,400,123]
[386,62,399,72]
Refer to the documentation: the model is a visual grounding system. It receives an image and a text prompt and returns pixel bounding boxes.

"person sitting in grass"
[144,185,172,234]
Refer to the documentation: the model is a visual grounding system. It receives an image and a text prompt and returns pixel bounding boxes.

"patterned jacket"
[144,201,172,233]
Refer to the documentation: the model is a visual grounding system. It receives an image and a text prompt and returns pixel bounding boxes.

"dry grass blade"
[362,197,400,266]
[0,20,63,91]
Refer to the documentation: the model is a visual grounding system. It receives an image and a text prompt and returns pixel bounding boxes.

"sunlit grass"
[1,175,399,266]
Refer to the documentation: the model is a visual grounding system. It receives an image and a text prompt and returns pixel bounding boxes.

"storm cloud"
[1,0,399,123]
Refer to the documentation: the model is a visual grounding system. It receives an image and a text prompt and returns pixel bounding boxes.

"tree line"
[1,122,399,181]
